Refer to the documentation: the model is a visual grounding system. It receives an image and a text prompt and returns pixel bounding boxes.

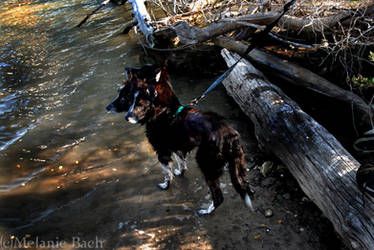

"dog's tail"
[225,132,255,212]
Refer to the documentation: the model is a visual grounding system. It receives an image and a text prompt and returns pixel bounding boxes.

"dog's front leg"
[157,153,173,190]
[158,162,173,190]
[173,152,187,176]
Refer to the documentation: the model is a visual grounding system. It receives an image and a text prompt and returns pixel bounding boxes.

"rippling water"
[0,0,143,187]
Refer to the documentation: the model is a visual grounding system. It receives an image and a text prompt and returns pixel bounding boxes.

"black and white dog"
[106,64,254,215]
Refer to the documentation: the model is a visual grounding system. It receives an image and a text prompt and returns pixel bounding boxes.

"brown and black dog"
[106,64,254,215]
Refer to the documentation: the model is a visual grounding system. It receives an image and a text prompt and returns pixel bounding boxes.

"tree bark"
[220,49,374,250]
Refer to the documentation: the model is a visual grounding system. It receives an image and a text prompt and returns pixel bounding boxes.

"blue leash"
[181,0,297,111]
[174,60,240,117]
[174,0,297,116]
[189,59,242,106]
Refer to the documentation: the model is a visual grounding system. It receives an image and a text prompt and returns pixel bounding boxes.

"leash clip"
[189,95,204,106]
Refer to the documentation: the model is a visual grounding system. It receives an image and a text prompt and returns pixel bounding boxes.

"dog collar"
[174,105,186,117]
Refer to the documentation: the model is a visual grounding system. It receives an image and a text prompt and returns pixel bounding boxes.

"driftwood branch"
[221,49,374,250]
[122,19,138,34]
[154,9,361,45]
[278,11,351,34]
[76,0,111,27]
[156,12,279,45]
[129,0,155,46]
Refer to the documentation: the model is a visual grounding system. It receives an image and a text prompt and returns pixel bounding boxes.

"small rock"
[146,233,155,239]
[264,209,273,218]
[137,230,145,235]
[182,204,191,211]
[299,227,305,232]
[301,196,310,202]
[277,165,286,171]
[260,161,274,177]
[283,193,291,200]
[261,177,276,187]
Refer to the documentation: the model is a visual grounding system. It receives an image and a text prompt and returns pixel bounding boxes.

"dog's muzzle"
[125,112,138,124]
[106,102,117,113]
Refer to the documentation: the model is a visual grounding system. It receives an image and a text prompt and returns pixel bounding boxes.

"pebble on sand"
[264,209,273,218]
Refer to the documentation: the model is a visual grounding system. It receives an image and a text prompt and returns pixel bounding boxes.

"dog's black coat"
[106,65,253,214]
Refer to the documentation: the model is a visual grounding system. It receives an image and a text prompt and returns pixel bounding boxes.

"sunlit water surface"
[0,0,143,187]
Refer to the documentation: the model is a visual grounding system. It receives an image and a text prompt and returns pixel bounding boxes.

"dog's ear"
[124,68,133,81]
[125,66,141,81]
[146,85,158,101]
[154,64,169,82]
[154,65,173,90]
[155,69,162,83]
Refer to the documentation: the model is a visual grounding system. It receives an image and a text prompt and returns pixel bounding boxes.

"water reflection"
[0,0,136,186]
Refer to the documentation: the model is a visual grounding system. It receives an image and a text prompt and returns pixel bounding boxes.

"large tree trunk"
[220,49,374,250]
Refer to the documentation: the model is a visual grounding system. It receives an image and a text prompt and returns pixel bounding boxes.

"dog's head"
[106,64,173,124]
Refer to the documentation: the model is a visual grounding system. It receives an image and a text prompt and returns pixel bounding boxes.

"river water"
[0,1,336,249]
[0,0,144,188]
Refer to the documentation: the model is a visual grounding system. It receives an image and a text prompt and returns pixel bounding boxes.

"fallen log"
[220,49,374,250]
[122,19,138,34]
[155,12,280,45]
[154,8,365,45]
[76,0,128,27]
[214,36,372,128]
[129,0,154,46]
[77,0,111,27]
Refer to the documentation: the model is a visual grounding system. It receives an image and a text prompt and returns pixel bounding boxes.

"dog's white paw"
[157,180,170,190]
[244,193,255,212]
[173,168,184,176]
[197,202,215,215]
